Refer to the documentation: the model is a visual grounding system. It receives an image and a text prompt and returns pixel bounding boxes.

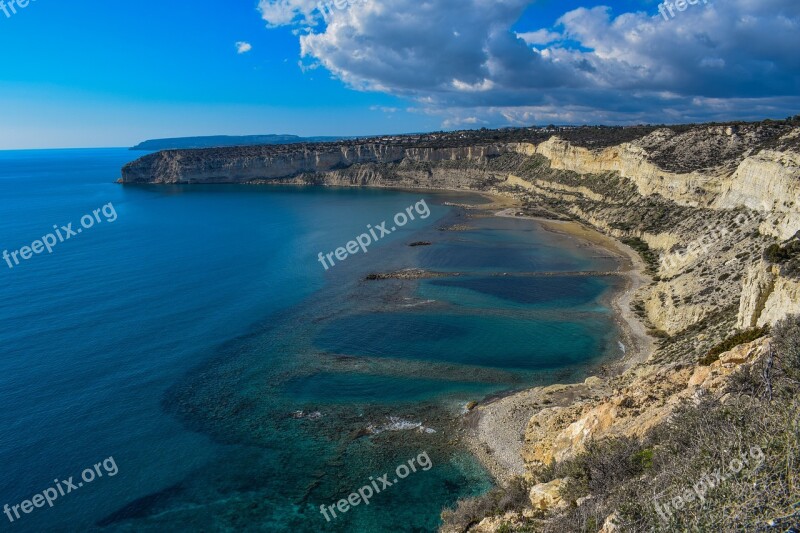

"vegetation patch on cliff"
[619,237,659,275]
[699,325,771,366]
[764,238,800,278]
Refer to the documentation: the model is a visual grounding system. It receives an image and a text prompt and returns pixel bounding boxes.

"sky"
[0,0,797,149]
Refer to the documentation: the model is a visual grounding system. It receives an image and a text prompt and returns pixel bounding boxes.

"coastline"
[458,201,654,484]
[245,183,654,483]
[526,213,654,371]
[112,120,800,530]
[119,178,655,486]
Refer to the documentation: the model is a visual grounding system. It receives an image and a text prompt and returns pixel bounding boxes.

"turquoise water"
[0,149,622,532]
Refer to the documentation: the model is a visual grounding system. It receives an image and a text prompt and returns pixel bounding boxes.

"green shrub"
[630,448,654,470]
[440,478,530,531]
[772,314,800,384]
[699,325,770,365]
[555,437,649,505]
[648,329,671,340]
[497,523,512,533]
[621,237,659,274]
[765,243,788,262]
[764,240,800,269]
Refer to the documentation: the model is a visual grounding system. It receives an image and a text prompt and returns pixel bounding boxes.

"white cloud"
[516,29,561,45]
[236,41,253,54]
[452,78,495,92]
[259,0,800,125]
[258,0,321,27]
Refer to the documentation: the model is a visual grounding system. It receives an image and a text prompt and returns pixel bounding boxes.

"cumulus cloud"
[258,0,800,125]
[515,29,561,45]
[258,0,321,27]
[236,41,253,54]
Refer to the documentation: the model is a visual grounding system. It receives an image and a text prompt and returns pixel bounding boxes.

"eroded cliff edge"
[122,120,800,530]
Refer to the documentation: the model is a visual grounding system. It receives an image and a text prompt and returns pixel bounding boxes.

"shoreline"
[121,179,655,485]
[458,201,654,484]
[522,212,654,372]
[272,184,654,483]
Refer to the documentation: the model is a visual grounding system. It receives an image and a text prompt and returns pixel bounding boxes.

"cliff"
[121,139,506,185]
[122,122,799,237]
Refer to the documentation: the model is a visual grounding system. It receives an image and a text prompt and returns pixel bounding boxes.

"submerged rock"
[365,268,454,280]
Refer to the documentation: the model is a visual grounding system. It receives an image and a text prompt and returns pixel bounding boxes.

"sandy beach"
[459,203,654,483]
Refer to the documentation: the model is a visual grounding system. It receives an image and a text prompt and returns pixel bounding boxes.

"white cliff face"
[523,138,718,207]
[759,276,800,326]
[644,281,712,336]
[404,145,502,162]
[715,150,800,240]
[738,263,800,329]
[121,144,503,184]
[511,137,799,241]
[737,264,777,329]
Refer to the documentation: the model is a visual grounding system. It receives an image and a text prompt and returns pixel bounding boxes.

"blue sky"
[0,0,797,149]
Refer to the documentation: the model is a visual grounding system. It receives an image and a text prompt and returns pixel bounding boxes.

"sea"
[0,148,623,532]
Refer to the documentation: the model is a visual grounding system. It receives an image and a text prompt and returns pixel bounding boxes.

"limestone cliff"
[738,262,800,328]
[121,142,504,185]
[122,122,799,239]
[515,138,716,207]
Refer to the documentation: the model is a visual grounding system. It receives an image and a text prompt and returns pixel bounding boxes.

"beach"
[459,202,654,483]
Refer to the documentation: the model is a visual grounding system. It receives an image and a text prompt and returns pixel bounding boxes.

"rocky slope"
[121,118,800,531]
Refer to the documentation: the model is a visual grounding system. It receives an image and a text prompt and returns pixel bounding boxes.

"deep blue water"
[0,149,623,532]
